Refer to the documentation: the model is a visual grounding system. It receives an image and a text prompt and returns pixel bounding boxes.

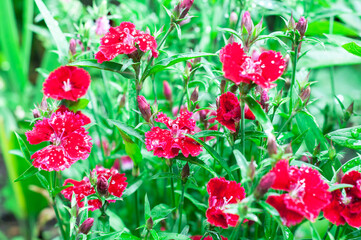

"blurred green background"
[1,0,361,239]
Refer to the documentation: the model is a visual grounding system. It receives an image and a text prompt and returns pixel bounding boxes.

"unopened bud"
[216,97,220,109]
[146,217,154,230]
[227,34,235,44]
[248,159,256,180]
[181,162,190,183]
[285,142,293,155]
[119,94,126,108]
[230,84,238,93]
[97,176,108,196]
[69,38,77,55]
[199,110,207,123]
[260,90,269,112]
[296,16,307,38]
[89,171,97,185]
[300,86,311,105]
[254,172,276,199]
[288,14,296,30]
[253,18,263,37]
[40,97,48,112]
[33,109,40,118]
[313,143,321,157]
[220,80,227,94]
[241,11,254,34]
[179,0,194,19]
[190,87,199,103]
[329,142,336,161]
[230,12,238,26]
[336,169,344,183]
[267,135,278,156]
[79,218,94,235]
[344,102,354,121]
[163,81,172,102]
[137,96,152,122]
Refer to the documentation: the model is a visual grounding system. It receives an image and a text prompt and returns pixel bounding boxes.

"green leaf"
[307,20,359,37]
[157,232,191,240]
[342,42,361,57]
[175,156,217,177]
[151,204,175,220]
[342,156,361,173]
[174,191,207,212]
[144,194,151,221]
[36,172,50,190]
[192,130,225,139]
[98,214,110,232]
[14,132,31,163]
[119,233,141,240]
[123,180,143,198]
[150,230,160,240]
[52,184,73,197]
[233,150,248,180]
[329,184,354,192]
[145,52,216,78]
[68,99,90,112]
[14,166,39,182]
[88,231,123,240]
[116,129,143,165]
[68,60,134,79]
[244,96,273,136]
[295,111,328,152]
[34,0,68,63]
[185,134,234,180]
[109,119,145,143]
[326,125,361,150]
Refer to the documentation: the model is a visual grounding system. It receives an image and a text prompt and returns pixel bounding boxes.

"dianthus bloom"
[61,166,127,211]
[206,177,246,228]
[25,108,92,171]
[191,236,227,240]
[219,43,286,89]
[95,22,158,64]
[145,111,202,158]
[266,160,331,226]
[216,92,255,132]
[43,66,91,101]
[323,170,361,227]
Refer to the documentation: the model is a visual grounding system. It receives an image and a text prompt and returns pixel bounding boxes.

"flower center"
[240,58,262,76]
[289,179,306,200]
[341,190,352,205]
[63,78,72,92]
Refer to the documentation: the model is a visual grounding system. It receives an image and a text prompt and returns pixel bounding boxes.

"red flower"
[219,43,285,89]
[145,111,202,159]
[95,22,158,64]
[266,160,331,226]
[25,109,92,171]
[216,92,255,132]
[61,166,127,211]
[56,105,91,126]
[206,177,246,228]
[191,236,227,240]
[323,170,361,228]
[43,66,91,101]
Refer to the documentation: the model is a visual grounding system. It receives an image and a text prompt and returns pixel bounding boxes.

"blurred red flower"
[206,177,246,228]
[323,170,361,228]
[145,111,202,158]
[25,108,92,171]
[43,66,91,101]
[219,43,285,89]
[95,22,158,63]
[266,160,331,226]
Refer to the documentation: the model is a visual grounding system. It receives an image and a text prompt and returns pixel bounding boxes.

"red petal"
[270,159,291,191]
[31,145,74,171]
[323,189,346,226]
[341,207,361,228]
[257,51,285,89]
[178,137,202,157]
[216,92,241,132]
[206,207,230,229]
[95,51,111,63]
[244,104,255,120]
[56,105,91,126]
[62,128,92,160]
[108,173,128,198]
[145,127,179,158]
[25,118,53,144]
[134,32,158,57]
[341,170,361,198]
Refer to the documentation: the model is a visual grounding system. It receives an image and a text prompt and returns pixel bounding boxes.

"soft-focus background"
[1,0,361,239]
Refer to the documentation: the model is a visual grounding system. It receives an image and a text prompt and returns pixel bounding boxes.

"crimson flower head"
[266,160,331,226]
[95,22,158,64]
[145,111,202,159]
[191,236,227,240]
[216,92,255,132]
[323,170,361,228]
[219,43,286,89]
[61,166,127,211]
[43,66,91,101]
[25,107,92,171]
[206,177,246,229]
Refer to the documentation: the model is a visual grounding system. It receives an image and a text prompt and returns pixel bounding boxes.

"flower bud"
[230,84,238,93]
[179,0,194,19]
[79,218,94,235]
[119,93,126,108]
[163,81,172,102]
[97,176,108,196]
[300,86,311,105]
[230,11,238,26]
[288,14,296,30]
[227,34,235,44]
[267,135,278,156]
[260,90,269,112]
[89,170,97,185]
[241,11,254,34]
[296,16,307,38]
[95,16,110,36]
[220,80,227,94]
[181,162,190,183]
[199,110,207,123]
[69,38,77,55]
[336,169,344,183]
[190,87,199,103]
[329,142,336,161]
[146,217,154,230]
[344,102,354,121]
[254,172,276,199]
[247,159,256,180]
[40,97,48,112]
[284,142,293,155]
[137,95,152,122]
[33,109,40,119]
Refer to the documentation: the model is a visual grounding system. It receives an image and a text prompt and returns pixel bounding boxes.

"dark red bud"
[69,38,77,55]
[300,86,311,105]
[336,169,344,184]
[79,218,94,235]
[97,176,108,196]
[33,109,40,119]
[285,142,293,155]
[179,0,194,19]
[241,11,254,34]
[248,159,256,180]
[190,87,199,103]
[296,16,307,38]
[254,172,276,199]
[119,94,126,108]
[267,135,278,156]
[260,90,269,112]
[163,81,172,102]
[146,217,154,230]
[137,95,152,122]
[181,162,190,183]
[220,80,227,94]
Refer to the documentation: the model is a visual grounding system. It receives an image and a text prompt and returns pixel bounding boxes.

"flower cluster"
[61,166,127,211]
[95,22,158,64]
[266,160,331,226]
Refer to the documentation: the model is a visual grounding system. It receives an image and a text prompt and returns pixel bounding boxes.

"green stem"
[276,113,295,138]
[240,100,246,155]
[322,224,333,240]
[50,172,67,240]
[169,164,176,208]
[200,232,208,240]
[177,183,186,233]
[289,43,299,116]
[334,225,340,240]
[134,190,140,232]
[177,90,186,115]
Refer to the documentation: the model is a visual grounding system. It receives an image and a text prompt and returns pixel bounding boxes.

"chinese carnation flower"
[145,111,202,159]
[61,166,127,211]
[95,22,158,63]
[266,160,331,226]
[323,170,361,228]
[43,66,91,101]
[219,43,285,89]
[25,108,92,171]
[191,236,227,240]
[216,92,255,132]
[206,177,246,228]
